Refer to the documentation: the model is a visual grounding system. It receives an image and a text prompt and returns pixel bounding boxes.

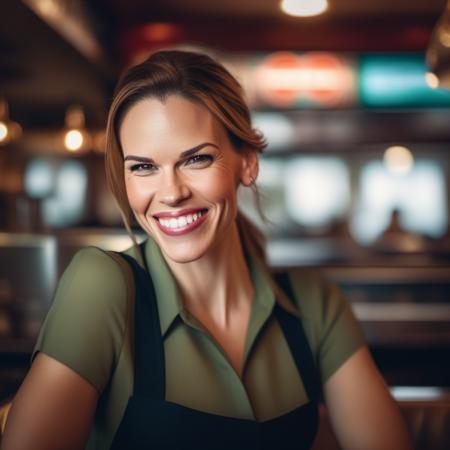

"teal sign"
[359,54,450,107]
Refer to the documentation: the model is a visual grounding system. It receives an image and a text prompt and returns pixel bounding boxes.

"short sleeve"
[288,269,367,385]
[31,247,130,394]
[315,278,366,382]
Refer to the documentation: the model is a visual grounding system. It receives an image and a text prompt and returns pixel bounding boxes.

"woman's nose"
[159,171,191,206]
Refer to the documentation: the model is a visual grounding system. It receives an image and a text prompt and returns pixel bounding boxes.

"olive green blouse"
[32,237,366,450]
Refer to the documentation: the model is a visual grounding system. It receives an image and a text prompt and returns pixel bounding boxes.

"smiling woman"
[106,51,266,259]
[118,96,256,264]
[2,50,413,450]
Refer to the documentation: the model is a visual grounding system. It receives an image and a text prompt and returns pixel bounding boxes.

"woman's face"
[120,95,257,263]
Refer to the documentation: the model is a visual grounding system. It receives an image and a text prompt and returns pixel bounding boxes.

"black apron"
[110,251,319,450]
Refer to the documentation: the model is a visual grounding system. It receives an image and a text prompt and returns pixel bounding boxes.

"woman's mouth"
[153,209,209,236]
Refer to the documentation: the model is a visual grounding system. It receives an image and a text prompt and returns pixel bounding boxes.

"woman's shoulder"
[68,245,127,276]
[274,267,326,313]
[280,267,366,383]
[63,245,134,294]
[275,266,358,336]
[31,246,135,393]
[283,266,351,314]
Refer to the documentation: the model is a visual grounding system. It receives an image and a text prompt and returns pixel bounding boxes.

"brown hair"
[105,49,267,259]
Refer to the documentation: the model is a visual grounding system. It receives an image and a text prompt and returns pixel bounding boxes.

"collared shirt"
[32,237,366,450]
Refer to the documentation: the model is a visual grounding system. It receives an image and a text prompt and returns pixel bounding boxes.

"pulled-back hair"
[105,49,267,259]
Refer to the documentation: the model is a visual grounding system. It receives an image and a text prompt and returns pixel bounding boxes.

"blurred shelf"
[361,321,450,347]
[354,303,450,321]
[321,266,450,283]
[267,238,450,268]
[390,386,450,402]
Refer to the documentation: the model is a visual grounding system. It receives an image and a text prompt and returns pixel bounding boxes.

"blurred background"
[1,0,450,445]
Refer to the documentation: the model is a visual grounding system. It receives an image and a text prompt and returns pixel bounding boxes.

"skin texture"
[120,96,259,375]
[2,95,413,450]
[1,353,98,450]
[323,346,413,450]
[120,96,257,265]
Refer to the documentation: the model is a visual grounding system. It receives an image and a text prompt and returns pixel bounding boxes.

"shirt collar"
[144,238,184,337]
[142,236,300,338]
[241,233,300,319]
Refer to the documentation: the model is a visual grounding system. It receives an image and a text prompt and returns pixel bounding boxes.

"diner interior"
[1,0,450,448]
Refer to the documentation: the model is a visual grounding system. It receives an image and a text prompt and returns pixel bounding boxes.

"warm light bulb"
[36,0,59,17]
[0,122,8,142]
[439,29,450,48]
[281,0,328,17]
[425,72,439,89]
[383,146,414,175]
[64,129,84,151]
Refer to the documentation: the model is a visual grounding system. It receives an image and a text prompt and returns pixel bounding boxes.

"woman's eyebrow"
[123,155,154,163]
[124,142,219,163]
[179,142,219,158]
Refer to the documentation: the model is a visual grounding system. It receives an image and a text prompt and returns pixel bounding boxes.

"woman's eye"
[185,154,213,166]
[129,163,156,173]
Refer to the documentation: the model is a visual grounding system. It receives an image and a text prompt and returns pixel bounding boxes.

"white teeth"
[157,210,206,230]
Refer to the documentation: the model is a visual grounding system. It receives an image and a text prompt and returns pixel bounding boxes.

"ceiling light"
[425,72,439,89]
[64,129,84,151]
[63,105,90,152]
[383,146,414,175]
[281,0,328,18]
[0,123,8,141]
[439,28,450,47]
[0,99,22,146]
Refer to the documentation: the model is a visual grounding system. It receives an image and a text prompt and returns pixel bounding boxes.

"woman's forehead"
[119,96,227,156]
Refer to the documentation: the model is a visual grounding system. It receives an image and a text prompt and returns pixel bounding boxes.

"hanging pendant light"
[426,0,450,88]
[280,0,328,18]
[63,105,91,152]
[0,99,22,146]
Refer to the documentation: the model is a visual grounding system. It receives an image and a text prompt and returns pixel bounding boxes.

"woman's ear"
[240,150,259,187]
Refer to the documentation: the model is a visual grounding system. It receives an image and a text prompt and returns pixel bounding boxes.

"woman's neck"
[163,222,254,329]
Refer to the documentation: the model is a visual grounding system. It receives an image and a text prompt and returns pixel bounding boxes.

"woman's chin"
[159,243,210,265]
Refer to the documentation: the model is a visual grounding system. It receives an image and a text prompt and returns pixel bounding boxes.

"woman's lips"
[154,209,208,236]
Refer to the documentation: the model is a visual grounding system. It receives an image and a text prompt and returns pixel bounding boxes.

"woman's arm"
[2,352,98,450]
[323,345,413,450]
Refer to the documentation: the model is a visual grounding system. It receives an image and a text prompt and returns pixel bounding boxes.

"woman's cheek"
[195,170,238,203]
[125,177,156,215]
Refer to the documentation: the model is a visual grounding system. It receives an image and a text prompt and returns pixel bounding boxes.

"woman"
[2,50,412,450]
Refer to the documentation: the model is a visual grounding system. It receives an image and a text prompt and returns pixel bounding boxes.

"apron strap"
[115,250,166,400]
[115,244,319,404]
[273,272,320,402]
